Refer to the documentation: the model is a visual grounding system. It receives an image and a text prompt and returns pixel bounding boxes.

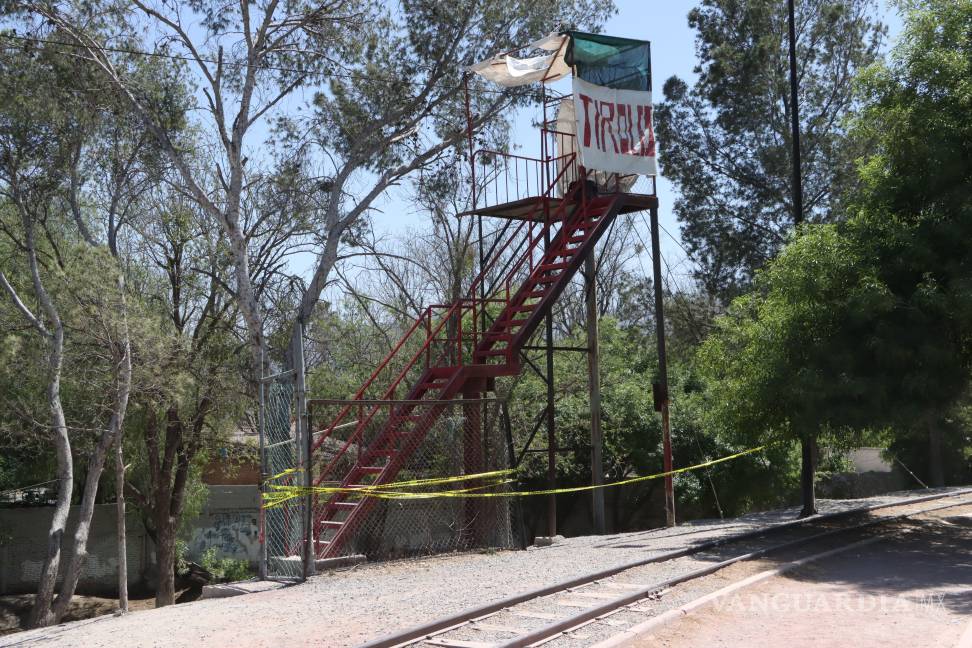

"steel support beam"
[585,255,605,534]
[649,205,676,527]
[544,216,557,538]
[462,391,485,546]
[521,345,590,353]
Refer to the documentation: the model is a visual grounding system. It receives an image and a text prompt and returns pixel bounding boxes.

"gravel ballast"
[2,488,965,648]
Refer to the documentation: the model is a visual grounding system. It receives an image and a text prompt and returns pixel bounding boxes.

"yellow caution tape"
[261,475,515,509]
[263,467,517,490]
[262,443,771,509]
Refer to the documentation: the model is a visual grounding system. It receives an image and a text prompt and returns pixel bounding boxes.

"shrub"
[199,547,253,582]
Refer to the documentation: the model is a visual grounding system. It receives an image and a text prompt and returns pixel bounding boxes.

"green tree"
[656,0,884,301]
[698,225,890,515]
[34,0,615,380]
[504,318,792,527]
[845,0,972,484]
[698,0,972,511]
[120,188,248,607]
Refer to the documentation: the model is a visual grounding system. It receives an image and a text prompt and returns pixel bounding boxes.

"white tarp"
[468,34,569,87]
[571,77,657,176]
[555,99,637,194]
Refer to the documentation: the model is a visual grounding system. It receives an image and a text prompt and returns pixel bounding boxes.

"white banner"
[572,77,656,177]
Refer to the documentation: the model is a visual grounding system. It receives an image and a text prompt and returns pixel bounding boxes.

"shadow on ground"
[666,505,972,616]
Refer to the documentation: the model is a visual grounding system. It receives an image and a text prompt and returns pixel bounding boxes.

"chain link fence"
[308,397,516,560]
[260,371,306,579]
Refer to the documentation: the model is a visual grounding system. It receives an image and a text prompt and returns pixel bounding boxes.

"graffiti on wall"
[190,510,259,561]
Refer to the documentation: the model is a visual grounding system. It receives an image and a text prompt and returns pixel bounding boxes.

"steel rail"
[497,495,972,648]
[357,487,972,648]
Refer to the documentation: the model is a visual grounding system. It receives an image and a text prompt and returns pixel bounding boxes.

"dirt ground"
[0,591,184,636]
[629,513,972,648]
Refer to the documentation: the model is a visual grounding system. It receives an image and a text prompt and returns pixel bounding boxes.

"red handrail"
[312,298,470,483]
[466,154,579,303]
[313,329,462,485]
[310,309,430,453]
[311,142,588,482]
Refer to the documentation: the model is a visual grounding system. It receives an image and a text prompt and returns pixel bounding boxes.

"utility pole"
[649,204,675,527]
[787,0,804,227]
[585,255,605,534]
[787,0,816,517]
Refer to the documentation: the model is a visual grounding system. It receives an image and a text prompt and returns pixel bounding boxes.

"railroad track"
[360,488,972,648]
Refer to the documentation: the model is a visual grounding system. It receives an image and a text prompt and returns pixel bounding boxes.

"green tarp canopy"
[565,31,651,92]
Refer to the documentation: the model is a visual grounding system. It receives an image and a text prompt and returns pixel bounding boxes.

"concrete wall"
[818,447,910,499]
[0,504,149,596]
[186,485,260,564]
[0,486,261,596]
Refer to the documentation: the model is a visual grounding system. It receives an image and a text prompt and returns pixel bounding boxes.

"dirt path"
[627,512,972,648]
[0,594,158,636]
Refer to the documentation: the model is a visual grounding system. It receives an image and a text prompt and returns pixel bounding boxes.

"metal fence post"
[258,370,267,580]
[294,322,315,578]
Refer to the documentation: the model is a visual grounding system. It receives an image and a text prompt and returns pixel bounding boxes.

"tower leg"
[649,206,676,527]
[585,255,606,534]
[462,391,485,546]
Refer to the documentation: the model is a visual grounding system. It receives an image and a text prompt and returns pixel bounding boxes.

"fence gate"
[259,369,306,579]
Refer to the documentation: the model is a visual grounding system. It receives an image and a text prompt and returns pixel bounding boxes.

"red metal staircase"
[307,173,648,558]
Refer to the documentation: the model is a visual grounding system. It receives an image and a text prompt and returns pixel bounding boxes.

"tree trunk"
[141,401,210,607]
[113,278,133,612]
[53,265,134,620]
[52,425,116,621]
[114,431,128,612]
[4,206,75,629]
[155,520,177,607]
[928,424,945,487]
[798,435,818,518]
[113,273,133,612]
[29,323,71,629]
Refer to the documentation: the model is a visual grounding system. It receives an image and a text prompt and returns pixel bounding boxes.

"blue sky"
[369,0,905,287]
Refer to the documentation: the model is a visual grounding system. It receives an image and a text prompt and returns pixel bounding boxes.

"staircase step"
[389,415,422,425]
[507,304,536,313]
[313,198,621,560]
[497,318,528,328]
